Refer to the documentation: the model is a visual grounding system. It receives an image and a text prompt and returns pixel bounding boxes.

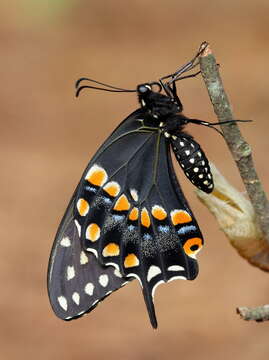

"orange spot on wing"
[129,207,139,221]
[103,182,120,197]
[152,205,167,220]
[141,207,151,228]
[113,194,130,211]
[183,237,203,256]
[102,243,120,257]
[124,253,139,268]
[86,223,100,242]
[86,165,108,186]
[171,210,192,225]
[77,198,89,216]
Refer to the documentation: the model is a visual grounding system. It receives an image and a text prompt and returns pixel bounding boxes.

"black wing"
[47,195,130,321]
[48,109,204,328]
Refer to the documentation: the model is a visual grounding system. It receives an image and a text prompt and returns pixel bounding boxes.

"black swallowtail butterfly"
[47,43,238,328]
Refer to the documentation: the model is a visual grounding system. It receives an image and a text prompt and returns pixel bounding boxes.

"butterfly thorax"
[137,84,188,134]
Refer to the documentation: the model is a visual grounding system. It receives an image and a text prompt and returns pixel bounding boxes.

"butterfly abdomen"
[171,133,214,193]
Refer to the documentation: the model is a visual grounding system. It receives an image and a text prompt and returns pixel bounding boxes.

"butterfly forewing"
[48,197,130,320]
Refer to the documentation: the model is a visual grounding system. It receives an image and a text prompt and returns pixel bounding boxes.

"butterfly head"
[137,83,154,106]
[137,82,181,121]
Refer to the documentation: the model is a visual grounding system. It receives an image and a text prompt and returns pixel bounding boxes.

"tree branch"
[197,43,269,322]
[237,305,269,322]
[199,44,269,250]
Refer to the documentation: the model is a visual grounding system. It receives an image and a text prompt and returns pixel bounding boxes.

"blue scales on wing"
[48,109,204,328]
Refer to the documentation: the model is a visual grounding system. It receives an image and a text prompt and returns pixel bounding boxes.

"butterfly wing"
[47,109,145,320]
[48,109,204,328]
[47,194,131,321]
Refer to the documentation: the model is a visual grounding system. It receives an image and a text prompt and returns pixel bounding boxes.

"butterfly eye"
[137,84,152,94]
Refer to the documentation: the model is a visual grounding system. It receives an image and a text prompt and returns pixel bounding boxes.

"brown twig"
[237,305,269,322]
[198,43,269,322]
[199,43,269,250]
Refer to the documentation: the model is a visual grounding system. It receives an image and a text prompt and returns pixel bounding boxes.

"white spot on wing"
[72,292,80,305]
[85,282,94,296]
[126,273,142,287]
[60,237,71,247]
[168,265,185,271]
[74,220,81,237]
[147,265,162,282]
[58,296,68,311]
[168,276,187,282]
[114,268,122,278]
[99,274,109,287]
[80,251,89,265]
[106,262,120,271]
[86,248,98,258]
[152,280,165,298]
[130,189,139,202]
[67,266,75,280]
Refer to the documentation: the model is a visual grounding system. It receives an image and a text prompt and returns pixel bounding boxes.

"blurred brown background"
[1,0,269,359]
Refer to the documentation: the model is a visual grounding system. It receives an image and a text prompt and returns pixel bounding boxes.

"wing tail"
[142,286,158,329]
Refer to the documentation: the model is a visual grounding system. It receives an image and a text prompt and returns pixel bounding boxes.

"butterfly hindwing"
[73,118,203,327]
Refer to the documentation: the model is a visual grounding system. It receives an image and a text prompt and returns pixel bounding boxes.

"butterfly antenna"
[75,77,136,97]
